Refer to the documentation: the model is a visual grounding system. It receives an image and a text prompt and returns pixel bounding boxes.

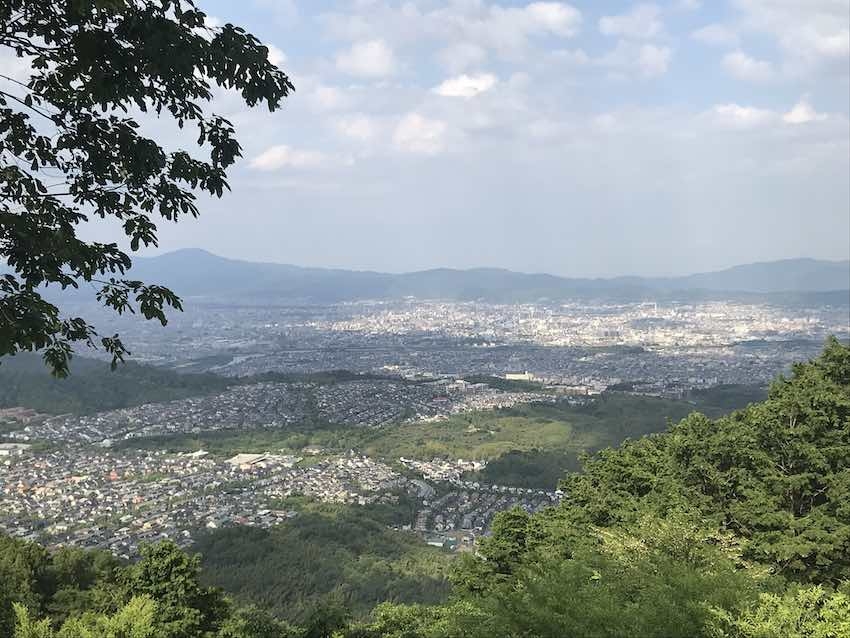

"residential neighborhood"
[5,379,550,445]
[0,446,557,558]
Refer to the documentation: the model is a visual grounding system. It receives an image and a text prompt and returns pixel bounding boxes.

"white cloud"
[598,41,672,78]
[393,113,448,155]
[593,113,620,133]
[638,44,672,77]
[310,85,351,111]
[551,48,591,65]
[433,73,498,98]
[334,115,378,141]
[250,145,327,170]
[709,98,832,129]
[812,29,850,57]
[336,39,396,78]
[691,23,739,46]
[265,44,287,67]
[676,0,702,10]
[732,0,849,70]
[320,2,582,60]
[437,42,488,73]
[599,4,663,39]
[722,50,774,81]
[711,103,777,129]
[783,97,827,124]
[460,2,583,54]
[523,2,583,36]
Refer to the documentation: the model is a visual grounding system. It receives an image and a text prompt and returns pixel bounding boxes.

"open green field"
[360,389,759,461]
[118,388,763,459]
[115,385,768,489]
[359,409,592,461]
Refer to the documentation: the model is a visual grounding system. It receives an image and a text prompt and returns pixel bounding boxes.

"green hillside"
[195,503,451,623]
[348,336,850,637]
[363,391,765,489]
[0,353,229,415]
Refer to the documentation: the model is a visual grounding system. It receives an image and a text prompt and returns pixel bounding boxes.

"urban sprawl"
[2,298,847,557]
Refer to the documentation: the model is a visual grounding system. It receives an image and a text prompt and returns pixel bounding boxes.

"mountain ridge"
[152,249,849,282]
[7,249,847,303]
[125,249,849,302]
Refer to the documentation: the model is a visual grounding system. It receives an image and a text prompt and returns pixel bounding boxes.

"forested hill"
[194,503,451,622]
[0,354,396,416]
[0,353,229,415]
[362,336,850,637]
[2,338,849,637]
[119,249,850,302]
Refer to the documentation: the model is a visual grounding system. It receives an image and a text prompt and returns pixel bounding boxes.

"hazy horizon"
[139,246,850,280]
[79,0,849,278]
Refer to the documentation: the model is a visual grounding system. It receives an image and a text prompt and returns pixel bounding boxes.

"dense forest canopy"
[0,0,291,376]
[0,352,229,415]
[194,504,451,623]
[2,337,849,636]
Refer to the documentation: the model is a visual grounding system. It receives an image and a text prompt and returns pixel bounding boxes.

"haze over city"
[71,0,850,277]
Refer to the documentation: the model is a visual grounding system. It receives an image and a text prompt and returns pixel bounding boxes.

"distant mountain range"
[118,249,850,303]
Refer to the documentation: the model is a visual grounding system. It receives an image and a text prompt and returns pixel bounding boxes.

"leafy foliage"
[15,596,157,638]
[684,383,767,414]
[0,0,292,375]
[711,586,850,638]
[560,336,850,583]
[218,606,299,638]
[122,541,230,637]
[349,518,768,637]
[1,536,229,638]
[194,504,452,623]
[467,448,582,489]
[0,535,120,636]
[468,519,762,638]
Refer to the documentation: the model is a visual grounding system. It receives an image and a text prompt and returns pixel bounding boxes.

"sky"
[111,1,850,276]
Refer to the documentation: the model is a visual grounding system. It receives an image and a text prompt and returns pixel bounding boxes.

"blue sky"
[123,1,850,276]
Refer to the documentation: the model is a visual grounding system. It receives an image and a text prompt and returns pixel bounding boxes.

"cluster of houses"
[0,448,300,557]
[0,443,563,558]
[415,485,561,546]
[0,448,404,557]
[5,378,550,446]
[5,382,313,444]
[264,454,405,504]
[399,457,487,482]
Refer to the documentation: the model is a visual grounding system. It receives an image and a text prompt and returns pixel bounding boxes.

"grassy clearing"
[116,390,763,475]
